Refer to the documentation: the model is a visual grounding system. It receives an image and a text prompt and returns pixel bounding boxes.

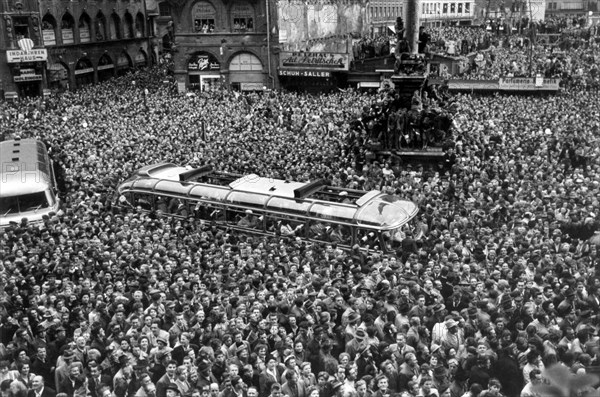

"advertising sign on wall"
[188,54,220,71]
[43,29,56,46]
[279,52,349,71]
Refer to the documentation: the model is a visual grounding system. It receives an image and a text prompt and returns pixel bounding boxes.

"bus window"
[192,202,225,222]
[0,192,49,215]
[383,227,404,252]
[328,224,352,246]
[308,220,332,243]
[166,197,190,217]
[229,207,263,230]
[267,216,305,237]
[132,193,154,211]
[357,228,379,250]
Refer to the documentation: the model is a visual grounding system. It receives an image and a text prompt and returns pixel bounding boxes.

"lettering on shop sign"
[279,52,349,71]
[7,49,48,63]
[278,69,331,78]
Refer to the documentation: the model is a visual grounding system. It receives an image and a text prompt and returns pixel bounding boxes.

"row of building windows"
[8,12,146,48]
[422,2,473,14]
[369,5,403,20]
[189,1,257,33]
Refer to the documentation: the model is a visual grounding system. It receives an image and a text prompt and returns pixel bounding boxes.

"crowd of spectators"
[1,45,600,397]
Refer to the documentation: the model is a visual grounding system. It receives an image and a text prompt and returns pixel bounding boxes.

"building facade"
[420,0,476,26]
[167,0,277,92]
[1,0,153,98]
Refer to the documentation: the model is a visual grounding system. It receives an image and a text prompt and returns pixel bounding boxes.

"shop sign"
[75,67,94,75]
[7,49,48,63]
[14,74,42,82]
[240,83,265,91]
[278,69,331,78]
[499,77,560,90]
[279,52,349,71]
[188,54,220,71]
[98,64,114,71]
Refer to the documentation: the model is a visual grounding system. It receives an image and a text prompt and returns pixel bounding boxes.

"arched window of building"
[123,12,134,38]
[42,14,57,45]
[96,12,107,41]
[79,13,91,42]
[61,13,75,44]
[109,12,122,39]
[231,3,254,32]
[192,1,216,33]
[135,12,145,37]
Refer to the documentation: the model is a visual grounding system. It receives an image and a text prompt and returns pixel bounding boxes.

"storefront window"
[231,3,254,32]
[192,1,216,33]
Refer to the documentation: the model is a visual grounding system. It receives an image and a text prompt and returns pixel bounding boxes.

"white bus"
[117,163,421,254]
[0,138,61,227]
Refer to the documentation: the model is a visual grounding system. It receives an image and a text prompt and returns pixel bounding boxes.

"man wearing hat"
[441,318,462,353]
[345,328,369,361]
[165,384,180,397]
[54,349,75,392]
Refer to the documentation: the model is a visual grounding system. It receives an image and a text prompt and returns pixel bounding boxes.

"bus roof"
[121,163,419,229]
[0,139,52,196]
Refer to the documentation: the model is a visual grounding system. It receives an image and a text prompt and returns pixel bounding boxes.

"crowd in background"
[1,30,600,397]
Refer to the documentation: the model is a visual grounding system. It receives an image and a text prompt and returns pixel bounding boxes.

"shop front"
[278,52,349,92]
[75,58,95,87]
[116,52,133,76]
[47,62,70,92]
[228,52,265,91]
[187,52,221,91]
[6,47,48,99]
[98,54,115,82]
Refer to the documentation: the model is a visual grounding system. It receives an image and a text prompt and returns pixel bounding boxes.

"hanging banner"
[43,29,56,46]
[62,29,74,44]
[80,27,91,43]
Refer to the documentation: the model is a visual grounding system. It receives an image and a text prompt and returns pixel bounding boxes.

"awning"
[388,25,396,33]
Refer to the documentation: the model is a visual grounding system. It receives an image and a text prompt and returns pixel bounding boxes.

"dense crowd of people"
[1,37,600,397]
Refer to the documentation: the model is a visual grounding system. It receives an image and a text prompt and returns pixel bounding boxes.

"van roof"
[0,139,52,196]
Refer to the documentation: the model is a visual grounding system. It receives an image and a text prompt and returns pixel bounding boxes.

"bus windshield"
[382,220,423,252]
[0,191,52,215]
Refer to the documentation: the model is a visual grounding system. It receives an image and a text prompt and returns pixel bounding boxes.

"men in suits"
[87,364,112,397]
[27,376,56,397]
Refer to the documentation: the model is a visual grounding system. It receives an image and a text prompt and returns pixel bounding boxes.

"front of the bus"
[355,193,420,254]
[0,168,60,228]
